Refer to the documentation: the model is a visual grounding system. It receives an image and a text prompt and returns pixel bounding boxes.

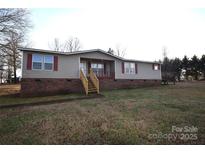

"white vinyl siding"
[22,51,161,79]
[125,62,135,74]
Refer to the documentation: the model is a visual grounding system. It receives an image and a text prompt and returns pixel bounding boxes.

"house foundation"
[21,78,161,97]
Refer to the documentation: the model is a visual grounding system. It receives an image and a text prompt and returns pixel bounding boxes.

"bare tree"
[0,9,31,45]
[0,60,3,84]
[0,9,31,83]
[162,46,168,59]
[64,37,81,52]
[48,38,63,52]
[115,44,126,57]
[5,32,24,83]
[107,45,126,57]
[49,37,81,52]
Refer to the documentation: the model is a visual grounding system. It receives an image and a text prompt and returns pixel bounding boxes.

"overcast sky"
[28,7,205,61]
[2,0,205,61]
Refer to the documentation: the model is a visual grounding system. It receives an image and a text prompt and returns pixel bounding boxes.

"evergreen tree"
[172,58,182,81]
[190,55,200,80]
[182,55,190,80]
[199,55,205,78]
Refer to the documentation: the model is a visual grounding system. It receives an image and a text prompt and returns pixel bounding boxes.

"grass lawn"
[0,84,87,106]
[0,82,205,144]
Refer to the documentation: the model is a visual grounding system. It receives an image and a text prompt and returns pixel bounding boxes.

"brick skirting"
[21,78,84,97]
[21,78,161,96]
[99,79,161,90]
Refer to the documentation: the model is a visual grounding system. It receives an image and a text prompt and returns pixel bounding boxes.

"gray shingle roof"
[18,47,161,64]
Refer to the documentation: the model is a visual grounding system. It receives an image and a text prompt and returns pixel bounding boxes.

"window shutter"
[27,53,32,70]
[152,63,154,70]
[54,56,58,71]
[122,62,124,73]
[158,64,160,70]
[135,63,138,74]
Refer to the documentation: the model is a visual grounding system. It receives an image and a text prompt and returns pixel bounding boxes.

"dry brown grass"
[0,82,205,144]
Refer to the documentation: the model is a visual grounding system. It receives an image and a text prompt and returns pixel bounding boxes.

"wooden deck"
[0,84,20,96]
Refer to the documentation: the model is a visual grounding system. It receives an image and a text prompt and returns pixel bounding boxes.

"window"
[153,64,159,70]
[125,62,129,74]
[32,54,54,70]
[130,63,135,74]
[124,62,135,74]
[91,63,98,69]
[32,54,43,70]
[80,62,87,76]
[91,63,104,69]
[44,55,53,70]
[91,63,104,76]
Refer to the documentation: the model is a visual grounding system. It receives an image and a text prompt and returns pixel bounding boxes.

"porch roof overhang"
[18,47,161,64]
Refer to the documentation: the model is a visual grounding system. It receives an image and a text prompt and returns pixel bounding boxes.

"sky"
[1,0,205,61]
[28,7,205,61]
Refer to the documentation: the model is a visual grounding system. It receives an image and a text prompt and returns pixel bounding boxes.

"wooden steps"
[88,77,98,93]
[80,68,99,95]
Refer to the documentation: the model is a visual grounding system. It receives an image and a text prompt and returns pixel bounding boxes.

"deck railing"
[80,69,88,95]
[90,68,99,94]
[92,69,114,79]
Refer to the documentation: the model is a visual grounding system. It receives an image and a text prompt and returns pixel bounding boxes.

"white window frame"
[124,62,135,74]
[91,63,104,69]
[153,64,159,71]
[44,55,54,71]
[32,54,54,71]
[32,54,43,70]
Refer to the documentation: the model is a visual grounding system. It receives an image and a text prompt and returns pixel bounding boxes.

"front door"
[80,62,87,76]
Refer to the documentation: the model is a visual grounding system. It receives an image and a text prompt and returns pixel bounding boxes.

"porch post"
[104,62,106,77]
[88,61,91,75]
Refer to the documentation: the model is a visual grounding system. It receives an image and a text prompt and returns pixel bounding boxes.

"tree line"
[161,54,205,81]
